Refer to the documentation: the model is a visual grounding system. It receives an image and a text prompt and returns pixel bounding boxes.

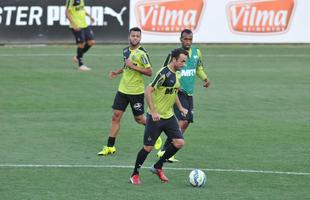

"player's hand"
[73,26,81,31]
[125,59,134,69]
[90,17,95,24]
[109,71,118,79]
[203,79,210,88]
[180,108,188,117]
[151,112,160,121]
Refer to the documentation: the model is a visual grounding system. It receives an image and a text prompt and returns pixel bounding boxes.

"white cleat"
[78,65,91,71]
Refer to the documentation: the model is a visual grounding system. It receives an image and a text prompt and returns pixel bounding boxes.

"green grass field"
[0,44,309,200]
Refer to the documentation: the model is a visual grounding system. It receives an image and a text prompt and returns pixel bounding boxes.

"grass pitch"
[0,44,309,200]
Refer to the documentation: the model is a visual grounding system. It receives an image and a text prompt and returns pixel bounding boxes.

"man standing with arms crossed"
[157,29,211,162]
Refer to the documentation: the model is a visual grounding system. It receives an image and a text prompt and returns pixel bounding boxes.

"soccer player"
[66,0,95,71]
[129,48,188,185]
[97,27,153,156]
[157,29,211,162]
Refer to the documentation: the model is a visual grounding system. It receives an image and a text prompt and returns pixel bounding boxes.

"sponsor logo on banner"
[135,0,205,33]
[0,6,127,26]
[226,0,295,34]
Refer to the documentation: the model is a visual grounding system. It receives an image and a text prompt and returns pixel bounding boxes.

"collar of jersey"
[167,65,176,73]
[129,45,141,51]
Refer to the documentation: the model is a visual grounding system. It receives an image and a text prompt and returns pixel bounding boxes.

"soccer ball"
[189,169,206,187]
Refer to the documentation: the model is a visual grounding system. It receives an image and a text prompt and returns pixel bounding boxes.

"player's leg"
[129,94,145,125]
[130,114,162,184]
[71,28,90,71]
[157,91,190,160]
[98,91,129,156]
[151,117,184,181]
[179,95,193,133]
[129,94,162,149]
[84,26,95,55]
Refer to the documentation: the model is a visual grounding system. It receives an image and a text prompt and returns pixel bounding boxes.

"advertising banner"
[130,0,310,43]
[0,0,129,43]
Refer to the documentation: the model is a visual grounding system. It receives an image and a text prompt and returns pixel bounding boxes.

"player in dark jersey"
[97,27,153,156]
[157,29,211,162]
[66,0,95,71]
[129,48,188,185]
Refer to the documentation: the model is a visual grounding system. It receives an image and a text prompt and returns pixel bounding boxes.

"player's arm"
[147,72,166,121]
[145,86,160,121]
[109,68,123,79]
[125,59,152,76]
[196,49,210,88]
[85,11,95,24]
[175,93,188,116]
[65,1,79,30]
[65,9,77,28]
[125,52,152,76]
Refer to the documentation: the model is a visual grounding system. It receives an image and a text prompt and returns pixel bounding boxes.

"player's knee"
[173,139,185,148]
[144,146,153,152]
[134,116,145,125]
[112,112,122,122]
[88,40,95,46]
[78,43,84,48]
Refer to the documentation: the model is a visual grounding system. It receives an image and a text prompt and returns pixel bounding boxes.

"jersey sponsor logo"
[0,6,127,26]
[181,69,196,77]
[226,0,295,34]
[74,5,84,12]
[165,88,177,94]
[134,0,205,33]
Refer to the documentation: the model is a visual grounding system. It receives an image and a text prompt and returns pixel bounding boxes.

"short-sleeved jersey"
[148,66,181,119]
[66,0,87,28]
[118,46,151,95]
[163,47,207,95]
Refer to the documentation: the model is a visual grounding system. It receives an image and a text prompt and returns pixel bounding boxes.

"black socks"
[154,144,179,169]
[107,137,116,147]
[132,148,150,176]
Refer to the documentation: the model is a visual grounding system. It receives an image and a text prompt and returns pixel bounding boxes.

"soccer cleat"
[157,150,165,158]
[154,136,162,150]
[157,150,179,163]
[150,165,169,182]
[79,65,91,71]
[167,155,179,163]
[129,174,141,185]
[97,146,116,156]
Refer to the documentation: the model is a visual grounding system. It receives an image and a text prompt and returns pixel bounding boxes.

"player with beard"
[157,29,211,162]
[98,27,153,156]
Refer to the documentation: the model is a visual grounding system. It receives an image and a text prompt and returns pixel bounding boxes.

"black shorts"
[71,26,94,44]
[112,91,144,116]
[174,90,194,123]
[144,114,183,146]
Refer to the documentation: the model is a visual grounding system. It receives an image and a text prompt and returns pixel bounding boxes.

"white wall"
[130,0,310,43]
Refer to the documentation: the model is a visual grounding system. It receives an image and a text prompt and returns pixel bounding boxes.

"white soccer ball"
[189,169,206,187]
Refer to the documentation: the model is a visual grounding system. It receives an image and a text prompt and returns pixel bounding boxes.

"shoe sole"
[129,178,141,185]
[97,151,116,156]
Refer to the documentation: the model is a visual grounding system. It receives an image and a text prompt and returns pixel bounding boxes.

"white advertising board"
[130,0,310,43]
